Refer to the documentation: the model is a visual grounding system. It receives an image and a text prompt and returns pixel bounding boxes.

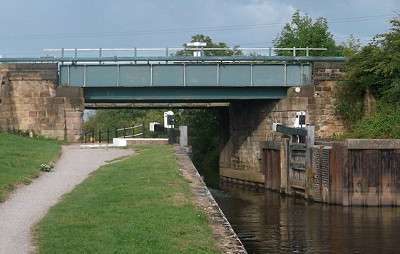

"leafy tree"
[339,35,362,57]
[273,11,342,56]
[335,15,400,137]
[343,15,400,100]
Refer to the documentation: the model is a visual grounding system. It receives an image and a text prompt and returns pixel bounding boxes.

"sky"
[0,0,398,57]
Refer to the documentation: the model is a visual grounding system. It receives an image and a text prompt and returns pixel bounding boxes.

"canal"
[209,182,400,253]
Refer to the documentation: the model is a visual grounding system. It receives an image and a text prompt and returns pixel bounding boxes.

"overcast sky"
[0,0,398,57]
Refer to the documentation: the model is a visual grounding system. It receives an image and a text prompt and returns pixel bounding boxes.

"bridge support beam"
[0,64,84,142]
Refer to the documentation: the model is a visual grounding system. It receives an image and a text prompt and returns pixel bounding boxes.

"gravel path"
[0,145,134,254]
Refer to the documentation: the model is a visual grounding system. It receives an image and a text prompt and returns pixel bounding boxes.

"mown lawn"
[0,133,63,202]
[35,146,219,254]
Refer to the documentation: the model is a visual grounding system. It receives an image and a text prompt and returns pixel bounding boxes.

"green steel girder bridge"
[0,47,347,106]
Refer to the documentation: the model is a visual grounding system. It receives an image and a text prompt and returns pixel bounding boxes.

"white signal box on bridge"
[186,42,207,47]
[186,42,207,57]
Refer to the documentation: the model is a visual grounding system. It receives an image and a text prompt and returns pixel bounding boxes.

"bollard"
[179,126,188,146]
[167,128,174,144]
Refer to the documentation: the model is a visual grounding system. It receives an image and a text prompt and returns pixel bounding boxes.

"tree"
[339,35,362,57]
[273,11,342,56]
[334,15,400,138]
[344,15,400,100]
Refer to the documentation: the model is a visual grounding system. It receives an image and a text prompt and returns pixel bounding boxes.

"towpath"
[0,145,133,254]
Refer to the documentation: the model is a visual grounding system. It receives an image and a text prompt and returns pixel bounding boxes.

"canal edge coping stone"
[174,146,247,254]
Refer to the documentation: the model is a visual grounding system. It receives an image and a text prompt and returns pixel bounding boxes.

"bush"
[348,102,400,139]
[334,80,365,127]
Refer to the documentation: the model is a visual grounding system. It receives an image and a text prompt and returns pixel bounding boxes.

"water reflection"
[211,183,400,254]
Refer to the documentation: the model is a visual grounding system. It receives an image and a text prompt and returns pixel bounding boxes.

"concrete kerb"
[174,146,247,254]
[113,138,169,146]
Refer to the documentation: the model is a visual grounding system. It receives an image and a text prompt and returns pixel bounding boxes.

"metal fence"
[84,123,145,143]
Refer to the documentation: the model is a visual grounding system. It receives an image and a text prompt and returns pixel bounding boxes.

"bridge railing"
[84,123,145,144]
[43,47,327,58]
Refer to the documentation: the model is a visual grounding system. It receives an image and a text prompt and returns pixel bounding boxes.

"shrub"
[348,102,400,139]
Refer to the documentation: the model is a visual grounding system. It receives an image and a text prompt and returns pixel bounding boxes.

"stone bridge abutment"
[0,63,83,142]
[219,62,347,185]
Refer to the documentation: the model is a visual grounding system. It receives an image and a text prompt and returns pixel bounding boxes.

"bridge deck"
[60,63,311,102]
[60,63,311,87]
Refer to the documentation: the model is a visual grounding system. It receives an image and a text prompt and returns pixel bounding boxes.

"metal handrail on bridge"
[0,47,347,63]
[0,55,347,63]
[43,47,328,58]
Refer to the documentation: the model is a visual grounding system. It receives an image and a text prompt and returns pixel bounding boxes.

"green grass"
[35,146,219,254]
[0,133,63,202]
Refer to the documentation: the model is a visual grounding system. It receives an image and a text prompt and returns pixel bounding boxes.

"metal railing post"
[91,130,95,143]
[123,127,126,138]
[107,129,110,143]
[98,130,102,143]
[115,128,118,138]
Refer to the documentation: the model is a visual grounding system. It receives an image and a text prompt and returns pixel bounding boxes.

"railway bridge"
[0,48,348,198]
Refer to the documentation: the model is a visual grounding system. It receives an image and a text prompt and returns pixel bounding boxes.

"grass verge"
[35,146,219,254]
[0,133,63,202]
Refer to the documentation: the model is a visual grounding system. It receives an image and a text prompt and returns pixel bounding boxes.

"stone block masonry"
[0,63,84,142]
[310,62,347,138]
[220,62,347,184]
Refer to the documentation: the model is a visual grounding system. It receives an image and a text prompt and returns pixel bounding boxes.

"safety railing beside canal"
[84,123,145,143]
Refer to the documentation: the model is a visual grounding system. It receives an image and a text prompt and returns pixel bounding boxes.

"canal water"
[210,182,400,254]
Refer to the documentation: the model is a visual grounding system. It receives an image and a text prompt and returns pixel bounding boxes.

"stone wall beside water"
[220,62,347,183]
